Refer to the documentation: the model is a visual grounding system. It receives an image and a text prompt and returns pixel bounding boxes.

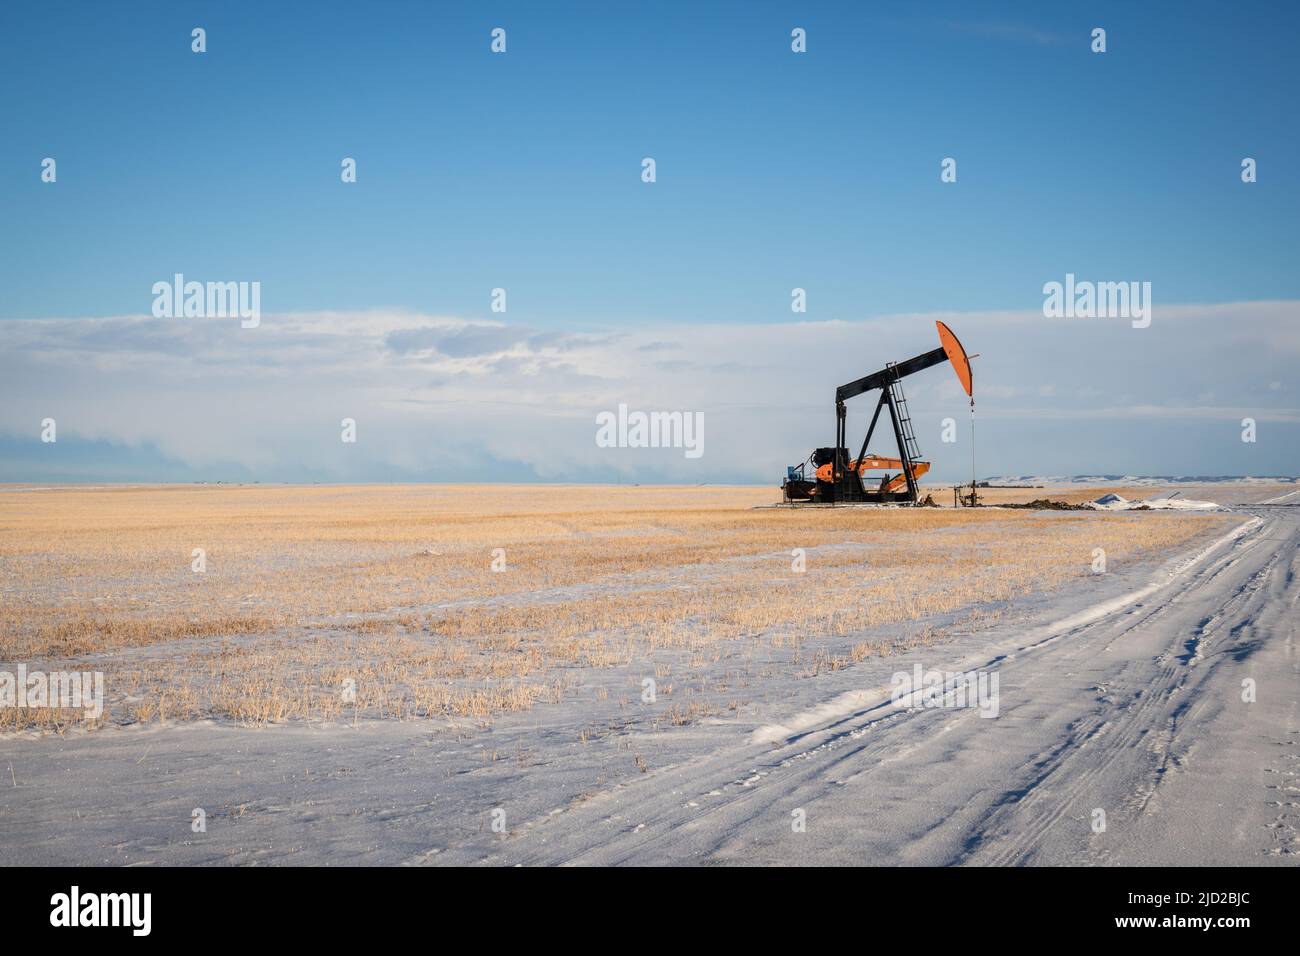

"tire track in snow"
[477,506,1296,865]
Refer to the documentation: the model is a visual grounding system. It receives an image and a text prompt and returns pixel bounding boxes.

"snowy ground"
[1,486,1297,866]
[984,475,1300,489]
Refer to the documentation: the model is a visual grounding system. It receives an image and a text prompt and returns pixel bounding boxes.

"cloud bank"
[2,301,1297,483]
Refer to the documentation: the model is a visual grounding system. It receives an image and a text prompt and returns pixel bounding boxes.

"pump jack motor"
[782,321,975,505]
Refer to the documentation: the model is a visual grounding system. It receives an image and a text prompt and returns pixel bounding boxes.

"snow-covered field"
[1,484,1296,866]
[985,475,1300,488]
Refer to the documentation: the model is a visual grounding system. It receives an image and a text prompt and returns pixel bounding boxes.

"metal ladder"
[887,370,922,463]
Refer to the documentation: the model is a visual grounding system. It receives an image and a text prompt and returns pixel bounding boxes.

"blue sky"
[3,1,1297,323]
[1,2,1297,482]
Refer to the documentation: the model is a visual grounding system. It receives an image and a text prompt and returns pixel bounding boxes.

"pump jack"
[782,321,974,505]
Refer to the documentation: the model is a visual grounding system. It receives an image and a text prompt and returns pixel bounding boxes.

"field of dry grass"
[0,483,1233,732]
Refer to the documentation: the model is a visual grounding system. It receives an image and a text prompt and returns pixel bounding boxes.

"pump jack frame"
[782,323,975,508]
[818,391,910,502]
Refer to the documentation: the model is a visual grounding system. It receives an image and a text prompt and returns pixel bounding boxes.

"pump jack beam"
[836,347,948,403]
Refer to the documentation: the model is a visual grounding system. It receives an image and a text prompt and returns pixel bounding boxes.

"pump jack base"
[782,475,916,504]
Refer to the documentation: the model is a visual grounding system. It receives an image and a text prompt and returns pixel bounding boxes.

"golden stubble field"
[0,483,1233,731]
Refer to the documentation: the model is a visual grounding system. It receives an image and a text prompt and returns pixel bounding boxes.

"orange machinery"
[814,455,930,493]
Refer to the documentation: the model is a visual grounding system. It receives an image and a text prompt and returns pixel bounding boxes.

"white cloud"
[2,301,1298,481]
